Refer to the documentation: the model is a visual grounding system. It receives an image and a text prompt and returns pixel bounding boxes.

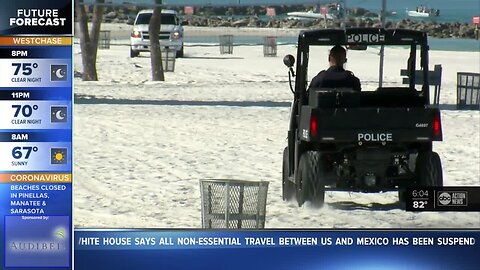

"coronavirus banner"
[0,0,72,269]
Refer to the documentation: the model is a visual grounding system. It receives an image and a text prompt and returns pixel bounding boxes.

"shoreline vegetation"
[79,4,480,40]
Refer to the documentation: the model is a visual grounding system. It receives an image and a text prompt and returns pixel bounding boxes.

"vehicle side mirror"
[283,54,295,68]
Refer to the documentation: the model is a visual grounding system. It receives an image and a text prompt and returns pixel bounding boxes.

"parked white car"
[130,9,184,58]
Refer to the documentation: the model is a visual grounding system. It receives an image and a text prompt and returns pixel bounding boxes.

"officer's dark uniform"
[308,66,361,91]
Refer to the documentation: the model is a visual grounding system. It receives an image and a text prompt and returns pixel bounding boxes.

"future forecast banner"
[0,0,72,269]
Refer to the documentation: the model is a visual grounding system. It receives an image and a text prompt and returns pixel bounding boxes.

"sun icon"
[51,148,67,164]
[54,152,64,161]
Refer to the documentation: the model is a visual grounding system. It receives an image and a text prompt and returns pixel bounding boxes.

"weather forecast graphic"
[0,0,72,268]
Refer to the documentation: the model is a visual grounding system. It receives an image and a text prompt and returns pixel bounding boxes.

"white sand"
[96,23,308,39]
[73,31,480,228]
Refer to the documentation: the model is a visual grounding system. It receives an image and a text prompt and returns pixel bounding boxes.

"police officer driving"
[308,45,361,91]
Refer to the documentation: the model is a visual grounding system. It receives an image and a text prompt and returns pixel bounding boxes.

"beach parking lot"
[73,28,480,228]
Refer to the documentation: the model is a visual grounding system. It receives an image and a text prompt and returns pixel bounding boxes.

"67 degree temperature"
[12,146,38,159]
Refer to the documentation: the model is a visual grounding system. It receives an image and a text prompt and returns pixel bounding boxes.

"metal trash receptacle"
[200,179,269,229]
[263,36,277,57]
[219,35,233,54]
[457,72,480,110]
[99,30,111,49]
[161,48,176,72]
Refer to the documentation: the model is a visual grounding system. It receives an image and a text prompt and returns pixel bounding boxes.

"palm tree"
[149,0,165,81]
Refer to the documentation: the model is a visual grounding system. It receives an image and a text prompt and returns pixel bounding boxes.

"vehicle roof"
[299,28,428,46]
[137,9,177,15]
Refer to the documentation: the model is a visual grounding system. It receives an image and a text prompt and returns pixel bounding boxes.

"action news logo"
[437,191,468,207]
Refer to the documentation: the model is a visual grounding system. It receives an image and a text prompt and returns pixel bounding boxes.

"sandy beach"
[73,26,480,229]
[98,23,302,38]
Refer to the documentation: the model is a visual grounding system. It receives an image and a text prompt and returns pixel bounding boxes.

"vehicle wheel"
[416,151,443,186]
[310,153,326,208]
[176,45,184,58]
[282,147,295,201]
[296,151,324,207]
[296,154,308,207]
[130,48,139,58]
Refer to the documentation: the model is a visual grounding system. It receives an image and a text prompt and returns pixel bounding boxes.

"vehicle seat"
[308,88,360,108]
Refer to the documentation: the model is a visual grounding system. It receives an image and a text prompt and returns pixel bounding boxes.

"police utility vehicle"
[282,28,443,207]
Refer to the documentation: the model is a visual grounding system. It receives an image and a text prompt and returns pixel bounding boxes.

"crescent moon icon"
[55,110,65,120]
[55,69,65,79]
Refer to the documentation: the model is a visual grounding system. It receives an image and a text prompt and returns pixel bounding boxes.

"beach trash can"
[98,30,111,49]
[263,36,277,57]
[219,35,233,54]
[161,48,176,72]
[200,179,269,229]
[457,72,480,110]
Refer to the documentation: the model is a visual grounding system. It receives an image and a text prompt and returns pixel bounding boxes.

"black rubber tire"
[296,154,308,207]
[416,151,443,187]
[399,151,443,202]
[176,45,184,58]
[310,153,326,208]
[130,48,139,58]
[296,151,325,207]
[282,147,295,201]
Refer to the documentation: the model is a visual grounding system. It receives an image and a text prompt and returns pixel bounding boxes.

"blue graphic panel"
[74,230,480,270]
[0,0,72,269]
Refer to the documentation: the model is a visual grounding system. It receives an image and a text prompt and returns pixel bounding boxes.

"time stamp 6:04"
[410,189,431,209]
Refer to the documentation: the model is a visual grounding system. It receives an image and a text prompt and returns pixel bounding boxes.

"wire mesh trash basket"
[263,36,277,57]
[200,179,269,229]
[219,35,234,54]
[98,30,111,50]
[457,72,480,110]
[161,48,176,72]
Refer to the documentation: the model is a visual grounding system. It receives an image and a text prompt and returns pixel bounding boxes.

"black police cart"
[282,28,443,207]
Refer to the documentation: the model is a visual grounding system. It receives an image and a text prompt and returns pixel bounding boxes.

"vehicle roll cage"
[294,28,430,105]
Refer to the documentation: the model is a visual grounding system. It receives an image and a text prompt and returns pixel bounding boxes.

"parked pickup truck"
[130,9,184,58]
[282,28,443,207]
